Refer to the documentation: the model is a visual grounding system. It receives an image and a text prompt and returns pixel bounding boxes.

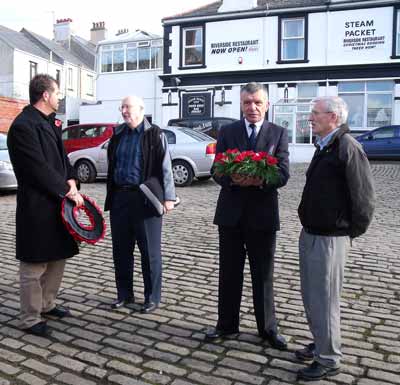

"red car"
[62,123,116,154]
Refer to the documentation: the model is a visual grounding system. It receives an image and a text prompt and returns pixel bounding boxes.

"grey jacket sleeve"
[340,135,376,238]
[160,133,176,201]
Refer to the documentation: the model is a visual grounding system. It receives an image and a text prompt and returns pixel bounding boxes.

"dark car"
[356,125,400,159]
[167,117,237,139]
[62,123,116,154]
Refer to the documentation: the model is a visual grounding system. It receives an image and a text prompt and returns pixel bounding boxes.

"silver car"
[68,126,216,187]
[0,133,17,191]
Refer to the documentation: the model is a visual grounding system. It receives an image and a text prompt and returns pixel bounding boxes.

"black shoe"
[261,330,288,350]
[41,305,71,318]
[297,361,340,381]
[295,343,315,361]
[23,321,51,337]
[141,302,158,314]
[204,327,239,341]
[110,298,134,310]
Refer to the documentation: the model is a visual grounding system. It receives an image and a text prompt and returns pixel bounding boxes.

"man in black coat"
[205,82,289,350]
[7,74,83,337]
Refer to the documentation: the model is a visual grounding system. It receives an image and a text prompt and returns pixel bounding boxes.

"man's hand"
[163,200,175,214]
[66,179,84,206]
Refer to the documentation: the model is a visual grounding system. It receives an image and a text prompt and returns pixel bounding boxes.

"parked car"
[167,117,237,139]
[62,123,116,154]
[356,125,400,159]
[68,126,216,186]
[0,133,17,191]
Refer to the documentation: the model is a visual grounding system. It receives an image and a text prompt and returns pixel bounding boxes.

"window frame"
[179,24,206,70]
[277,14,309,64]
[338,81,394,130]
[67,68,73,90]
[29,61,37,80]
[392,5,400,59]
[86,74,94,96]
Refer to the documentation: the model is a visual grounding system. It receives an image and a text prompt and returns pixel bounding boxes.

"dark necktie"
[249,123,257,150]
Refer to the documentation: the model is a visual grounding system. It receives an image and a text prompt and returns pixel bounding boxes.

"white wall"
[170,5,398,74]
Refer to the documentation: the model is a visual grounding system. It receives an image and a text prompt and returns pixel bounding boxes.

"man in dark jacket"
[104,95,175,314]
[296,96,375,381]
[205,82,289,350]
[7,74,83,337]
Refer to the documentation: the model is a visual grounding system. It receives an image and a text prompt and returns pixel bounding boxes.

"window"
[370,126,395,139]
[87,74,94,96]
[29,61,37,80]
[67,68,73,90]
[100,40,162,72]
[101,45,112,72]
[161,129,176,144]
[182,26,204,67]
[56,69,61,85]
[395,8,400,57]
[278,16,308,62]
[338,81,393,130]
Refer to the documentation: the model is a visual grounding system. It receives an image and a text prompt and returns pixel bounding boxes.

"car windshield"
[0,134,7,150]
[180,128,212,141]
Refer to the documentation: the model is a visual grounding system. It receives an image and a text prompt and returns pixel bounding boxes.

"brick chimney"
[218,0,257,13]
[54,18,73,46]
[90,21,107,44]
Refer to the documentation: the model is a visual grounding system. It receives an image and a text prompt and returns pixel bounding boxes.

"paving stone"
[106,359,142,376]
[0,361,19,375]
[56,372,97,385]
[48,354,87,372]
[143,360,187,376]
[84,365,108,380]
[17,372,47,385]
[107,375,150,385]
[141,371,171,385]
[188,371,232,385]
[22,358,60,375]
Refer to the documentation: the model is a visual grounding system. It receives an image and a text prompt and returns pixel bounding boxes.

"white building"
[79,30,163,125]
[160,0,400,162]
[0,19,97,128]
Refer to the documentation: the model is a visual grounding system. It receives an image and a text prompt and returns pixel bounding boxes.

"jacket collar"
[320,124,350,150]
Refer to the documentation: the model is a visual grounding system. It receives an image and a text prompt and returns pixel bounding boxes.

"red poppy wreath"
[61,194,106,244]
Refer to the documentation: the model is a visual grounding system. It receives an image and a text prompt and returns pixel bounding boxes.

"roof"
[98,29,162,45]
[163,0,388,21]
[0,25,49,60]
[21,29,95,70]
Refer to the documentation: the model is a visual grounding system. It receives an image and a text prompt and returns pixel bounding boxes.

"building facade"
[79,30,163,125]
[161,0,400,161]
[0,19,96,131]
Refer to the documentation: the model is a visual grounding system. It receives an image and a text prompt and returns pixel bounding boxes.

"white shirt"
[244,119,263,138]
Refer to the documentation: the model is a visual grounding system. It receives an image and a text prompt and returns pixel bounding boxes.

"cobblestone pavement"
[0,162,399,385]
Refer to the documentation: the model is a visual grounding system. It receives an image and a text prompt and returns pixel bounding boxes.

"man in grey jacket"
[104,95,176,314]
[296,96,375,381]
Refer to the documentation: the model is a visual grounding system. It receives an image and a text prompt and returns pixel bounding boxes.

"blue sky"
[0,0,214,40]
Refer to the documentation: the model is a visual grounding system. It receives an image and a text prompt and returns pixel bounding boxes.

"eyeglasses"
[310,110,333,116]
[118,104,134,111]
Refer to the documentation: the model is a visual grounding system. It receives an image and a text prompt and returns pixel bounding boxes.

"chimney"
[116,28,129,36]
[54,18,73,47]
[218,0,257,13]
[90,21,107,44]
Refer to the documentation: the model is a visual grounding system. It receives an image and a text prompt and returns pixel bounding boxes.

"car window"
[162,129,176,144]
[180,128,211,141]
[372,127,395,139]
[0,134,7,150]
[62,126,79,140]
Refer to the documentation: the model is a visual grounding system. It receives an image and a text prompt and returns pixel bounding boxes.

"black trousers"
[110,190,162,304]
[217,224,277,335]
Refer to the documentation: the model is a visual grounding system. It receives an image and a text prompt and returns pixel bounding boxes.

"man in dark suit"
[7,74,83,337]
[205,82,289,350]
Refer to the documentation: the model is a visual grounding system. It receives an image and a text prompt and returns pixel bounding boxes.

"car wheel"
[172,160,194,187]
[76,160,96,183]
[197,176,211,181]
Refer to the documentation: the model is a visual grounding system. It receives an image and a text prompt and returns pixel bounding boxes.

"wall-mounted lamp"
[167,89,172,104]
[284,83,289,102]
[173,77,181,86]
[216,86,230,106]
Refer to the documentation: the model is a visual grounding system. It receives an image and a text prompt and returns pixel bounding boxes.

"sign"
[210,40,259,55]
[327,7,392,63]
[342,19,385,51]
[181,93,211,118]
